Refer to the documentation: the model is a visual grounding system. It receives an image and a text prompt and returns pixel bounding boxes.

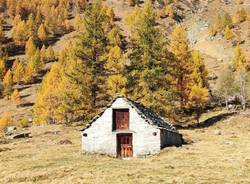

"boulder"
[5,126,17,136]
[11,132,31,139]
[213,129,221,135]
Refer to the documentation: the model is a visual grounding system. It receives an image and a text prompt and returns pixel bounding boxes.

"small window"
[112,109,129,131]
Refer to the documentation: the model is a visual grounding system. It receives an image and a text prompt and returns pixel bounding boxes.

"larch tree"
[11,89,21,104]
[191,50,208,88]
[12,21,28,45]
[0,58,6,80]
[170,26,193,109]
[13,61,25,84]
[188,85,209,124]
[33,63,65,124]
[25,37,37,60]
[40,45,47,63]
[105,45,126,96]
[38,23,48,43]
[233,44,248,71]
[232,45,248,110]
[3,69,13,97]
[26,14,38,41]
[188,51,209,123]
[224,26,234,40]
[45,46,55,62]
[127,0,174,116]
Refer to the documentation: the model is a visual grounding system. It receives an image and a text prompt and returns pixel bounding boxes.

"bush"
[0,112,12,132]
[19,118,29,128]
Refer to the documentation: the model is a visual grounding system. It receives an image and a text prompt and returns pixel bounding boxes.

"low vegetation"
[0,111,249,183]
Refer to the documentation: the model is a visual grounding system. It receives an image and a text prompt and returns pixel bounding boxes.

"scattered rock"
[44,131,60,135]
[5,126,17,136]
[208,73,218,80]
[223,141,235,145]
[10,132,31,139]
[213,129,221,135]
[58,139,72,145]
[0,147,11,152]
[0,139,10,144]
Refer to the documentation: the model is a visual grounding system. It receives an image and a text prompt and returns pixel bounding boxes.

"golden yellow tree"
[38,23,48,43]
[11,89,21,104]
[170,26,193,109]
[105,46,126,96]
[188,85,209,123]
[33,63,65,124]
[0,112,12,132]
[0,58,6,80]
[3,69,13,97]
[25,37,37,59]
[13,61,25,84]
[224,26,234,40]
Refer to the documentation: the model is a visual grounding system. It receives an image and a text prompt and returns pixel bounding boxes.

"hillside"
[0,110,249,183]
[0,0,249,123]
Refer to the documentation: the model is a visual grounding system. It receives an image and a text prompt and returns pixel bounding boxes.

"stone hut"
[81,95,183,158]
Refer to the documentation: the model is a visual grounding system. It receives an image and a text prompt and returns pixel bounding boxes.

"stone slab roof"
[81,95,179,133]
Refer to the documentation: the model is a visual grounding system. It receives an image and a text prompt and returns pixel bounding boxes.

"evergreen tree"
[75,0,111,108]
[170,26,193,109]
[38,23,48,43]
[127,0,173,115]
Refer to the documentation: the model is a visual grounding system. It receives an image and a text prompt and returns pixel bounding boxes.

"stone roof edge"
[81,94,179,133]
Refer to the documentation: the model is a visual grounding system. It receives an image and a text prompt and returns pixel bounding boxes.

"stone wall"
[82,97,161,157]
[160,129,183,148]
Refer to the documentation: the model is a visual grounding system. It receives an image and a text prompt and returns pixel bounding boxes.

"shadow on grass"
[176,112,238,130]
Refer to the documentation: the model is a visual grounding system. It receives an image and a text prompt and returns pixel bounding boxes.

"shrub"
[0,112,12,132]
[19,118,29,128]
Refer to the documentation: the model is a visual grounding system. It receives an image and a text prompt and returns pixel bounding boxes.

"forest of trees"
[0,0,249,126]
[33,0,211,124]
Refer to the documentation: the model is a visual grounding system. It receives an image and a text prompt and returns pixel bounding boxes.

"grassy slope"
[0,110,249,184]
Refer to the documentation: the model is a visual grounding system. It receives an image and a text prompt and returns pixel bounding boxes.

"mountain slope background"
[0,0,249,123]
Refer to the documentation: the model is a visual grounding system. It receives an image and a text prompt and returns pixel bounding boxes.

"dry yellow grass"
[0,111,250,184]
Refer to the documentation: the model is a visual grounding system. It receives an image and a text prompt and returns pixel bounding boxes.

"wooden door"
[117,134,133,158]
[113,109,129,130]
